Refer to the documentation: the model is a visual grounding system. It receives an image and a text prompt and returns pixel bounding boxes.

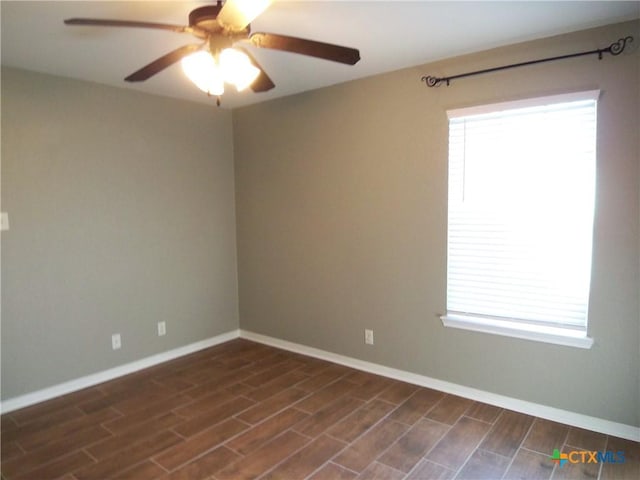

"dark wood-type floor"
[1,339,638,480]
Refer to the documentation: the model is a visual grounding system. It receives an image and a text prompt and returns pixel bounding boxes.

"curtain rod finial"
[421,75,442,87]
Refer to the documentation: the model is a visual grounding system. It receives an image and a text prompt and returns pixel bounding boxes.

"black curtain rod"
[422,36,634,87]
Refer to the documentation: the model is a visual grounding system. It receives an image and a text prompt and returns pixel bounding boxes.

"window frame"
[441,91,599,349]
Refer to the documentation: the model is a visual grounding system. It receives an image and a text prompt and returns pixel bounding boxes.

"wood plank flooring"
[1,339,638,479]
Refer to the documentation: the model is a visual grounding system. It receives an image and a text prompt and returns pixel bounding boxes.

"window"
[442,91,599,348]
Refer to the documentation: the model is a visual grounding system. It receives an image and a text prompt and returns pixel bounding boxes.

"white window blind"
[444,91,598,346]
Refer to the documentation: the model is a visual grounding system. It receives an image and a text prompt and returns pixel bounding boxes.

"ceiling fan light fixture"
[219,48,260,91]
[181,50,224,95]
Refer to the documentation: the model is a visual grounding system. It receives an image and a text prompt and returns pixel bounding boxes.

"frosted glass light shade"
[181,51,224,95]
[218,0,272,31]
[220,48,260,91]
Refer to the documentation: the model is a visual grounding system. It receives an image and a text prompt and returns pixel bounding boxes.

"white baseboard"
[3,327,637,442]
[0,329,241,414]
[239,329,640,442]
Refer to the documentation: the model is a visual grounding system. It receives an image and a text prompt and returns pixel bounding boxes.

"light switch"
[1,213,8,231]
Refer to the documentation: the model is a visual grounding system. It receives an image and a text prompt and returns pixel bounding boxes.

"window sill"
[440,314,594,349]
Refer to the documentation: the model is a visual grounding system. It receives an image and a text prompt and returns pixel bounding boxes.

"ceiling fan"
[64,0,361,104]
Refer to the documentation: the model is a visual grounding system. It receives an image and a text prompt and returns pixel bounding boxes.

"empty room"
[1,1,639,479]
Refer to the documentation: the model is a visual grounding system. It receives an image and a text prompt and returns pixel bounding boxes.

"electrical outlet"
[1,213,9,232]
[157,321,166,336]
[111,333,121,350]
[365,329,374,345]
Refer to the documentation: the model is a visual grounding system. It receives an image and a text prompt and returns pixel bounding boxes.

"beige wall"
[233,21,640,426]
[1,68,239,399]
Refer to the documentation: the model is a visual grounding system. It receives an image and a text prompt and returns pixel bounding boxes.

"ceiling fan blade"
[217,0,272,32]
[235,47,275,92]
[249,33,360,65]
[125,44,202,82]
[64,18,191,34]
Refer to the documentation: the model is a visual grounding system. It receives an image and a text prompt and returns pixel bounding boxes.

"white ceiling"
[2,1,638,109]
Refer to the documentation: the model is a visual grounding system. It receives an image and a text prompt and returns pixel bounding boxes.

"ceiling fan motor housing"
[189,5,250,35]
[189,5,222,30]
